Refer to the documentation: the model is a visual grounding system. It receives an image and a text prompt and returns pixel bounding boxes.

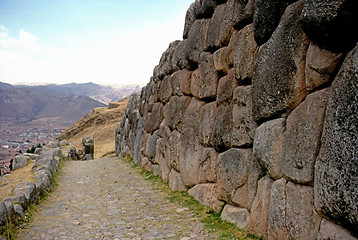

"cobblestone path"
[17,157,218,240]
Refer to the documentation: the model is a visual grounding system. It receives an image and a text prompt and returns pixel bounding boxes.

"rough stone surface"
[199,102,217,147]
[300,0,358,52]
[164,96,191,132]
[183,3,196,39]
[282,89,328,184]
[179,69,192,96]
[216,69,237,105]
[253,118,285,180]
[190,68,201,98]
[314,43,358,232]
[234,24,257,83]
[221,204,249,230]
[197,52,219,100]
[212,104,233,151]
[252,0,308,122]
[13,204,24,217]
[169,130,181,172]
[188,184,224,213]
[248,176,273,239]
[147,130,160,161]
[133,118,143,165]
[12,155,30,171]
[185,19,210,66]
[159,76,173,103]
[213,46,230,74]
[253,0,294,45]
[198,148,218,183]
[305,42,343,92]
[179,98,205,187]
[216,148,251,203]
[0,202,7,226]
[143,103,163,134]
[169,169,187,192]
[317,219,357,240]
[232,86,257,147]
[13,183,38,205]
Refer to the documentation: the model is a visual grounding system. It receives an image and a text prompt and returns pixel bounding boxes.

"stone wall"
[116,0,358,239]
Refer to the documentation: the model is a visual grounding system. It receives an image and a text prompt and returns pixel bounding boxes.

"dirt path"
[16,157,218,240]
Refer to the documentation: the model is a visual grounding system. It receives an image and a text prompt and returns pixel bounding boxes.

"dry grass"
[0,161,35,200]
[58,98,129,158]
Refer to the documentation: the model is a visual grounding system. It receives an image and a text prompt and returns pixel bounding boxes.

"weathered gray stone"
[246,157,264,210]
[158,41,180,79]
[13,204,24,217]
[252,0,309,122]
[3,194,27,210]
[13,183,37,205]
[33,148,62,174]
[140,157,152,172]
[169,130,181,172]
[207,0,254,50]
[185,19,210,66]
[248,176,274,239]
[34,169,53,194]
[232,86,257,147]
[164,96,191,132]
[253,118,285,180]
[198,148,218,183]
[195,0,217,19]
[286,182,321,240]
[12,155,30,171]
[212,104,233,151]
[216,69,237,105]
[170,71,184,97]
[234,24,258,83]
[199,102,217,147]
[282,89,328,184]
[197,52,219,100]
[268,178,288,240]
[315,43,358,233]
[317,219,357,240]
[232,184,248,208]
[133,118,143,165]
[216,148,251,203]
[143,102,163,134]
[188,183,224,213]
[180,98,205,187]
[221,204,249,229]
[151,164,161,177]
[183,3,196,39]
[173,40,190,70]
[305,42,343,92]
[159,76,172,103]
[213,47,230,74]
[169,169,187,192]
[154,138,165,165]
[300,0,358,52]
[0,202,7,226]
[253,0,295,45]
[147,130,160,161]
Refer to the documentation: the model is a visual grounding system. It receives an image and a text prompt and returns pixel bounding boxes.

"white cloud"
[0,25,9,39]
[0,27,42,54]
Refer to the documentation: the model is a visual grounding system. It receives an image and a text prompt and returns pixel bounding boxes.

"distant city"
[0,121,67,176]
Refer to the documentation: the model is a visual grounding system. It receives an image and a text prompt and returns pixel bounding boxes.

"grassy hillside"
[58,98,129,158]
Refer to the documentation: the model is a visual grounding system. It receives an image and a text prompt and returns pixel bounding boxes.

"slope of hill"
[58,98,129,158]
[0,87,106,124]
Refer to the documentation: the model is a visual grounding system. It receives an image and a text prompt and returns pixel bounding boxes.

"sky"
[0,0,193,87]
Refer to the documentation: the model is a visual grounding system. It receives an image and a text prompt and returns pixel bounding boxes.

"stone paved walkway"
[16,157,219,240]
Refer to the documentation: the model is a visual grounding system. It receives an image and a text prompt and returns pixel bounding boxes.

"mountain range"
[0,82,140,124]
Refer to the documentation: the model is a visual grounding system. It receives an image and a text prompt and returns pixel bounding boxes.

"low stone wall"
[0,142,75,231]
[116,0,357,239]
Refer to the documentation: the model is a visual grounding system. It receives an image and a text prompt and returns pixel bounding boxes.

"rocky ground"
[16,157,220,240]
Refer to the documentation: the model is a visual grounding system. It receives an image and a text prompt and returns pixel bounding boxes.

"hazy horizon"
[0,0,193,87]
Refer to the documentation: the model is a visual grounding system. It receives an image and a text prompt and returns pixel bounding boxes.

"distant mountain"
[0,87,106,124]
[18,82,141,105]
[0,81,14,90]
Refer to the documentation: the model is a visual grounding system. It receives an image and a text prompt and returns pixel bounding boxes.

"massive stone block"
[147,130,160,161]
[169,169,187,192]
[180,98,205,187]
[178,69,192,96]
[197,52,219,100]
[305,42,343,92]
[252,0,309,122]
[173,40,190,70]
[248,176,273,239]
[199,102,217,147]
[169,130,181,172]
[232,86,257,148]
[317,219,357,240]
[12,155,30,171]
[253,118,285,180]
[190,68,201,98]
[282,89,328,184]
[300,0,358,52]
[157,41,180,79]
[188,183,224,213]
[212,104,233,151]
[216,69,237,105]
[198,148,218,183]
[253,0,295,45]
[207,0,254,50]
[221,204,249,229]
[170,71,184,97]
[213,46,230,75]
[234,24,258,84]
[194,0,217,19]
[183,3,196,39]
[143,102,163,134]
[159,75,172,103]
[314,43,358,232]
[185,19,210,67]
[216,148,252,203]
[164,96,191,132]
